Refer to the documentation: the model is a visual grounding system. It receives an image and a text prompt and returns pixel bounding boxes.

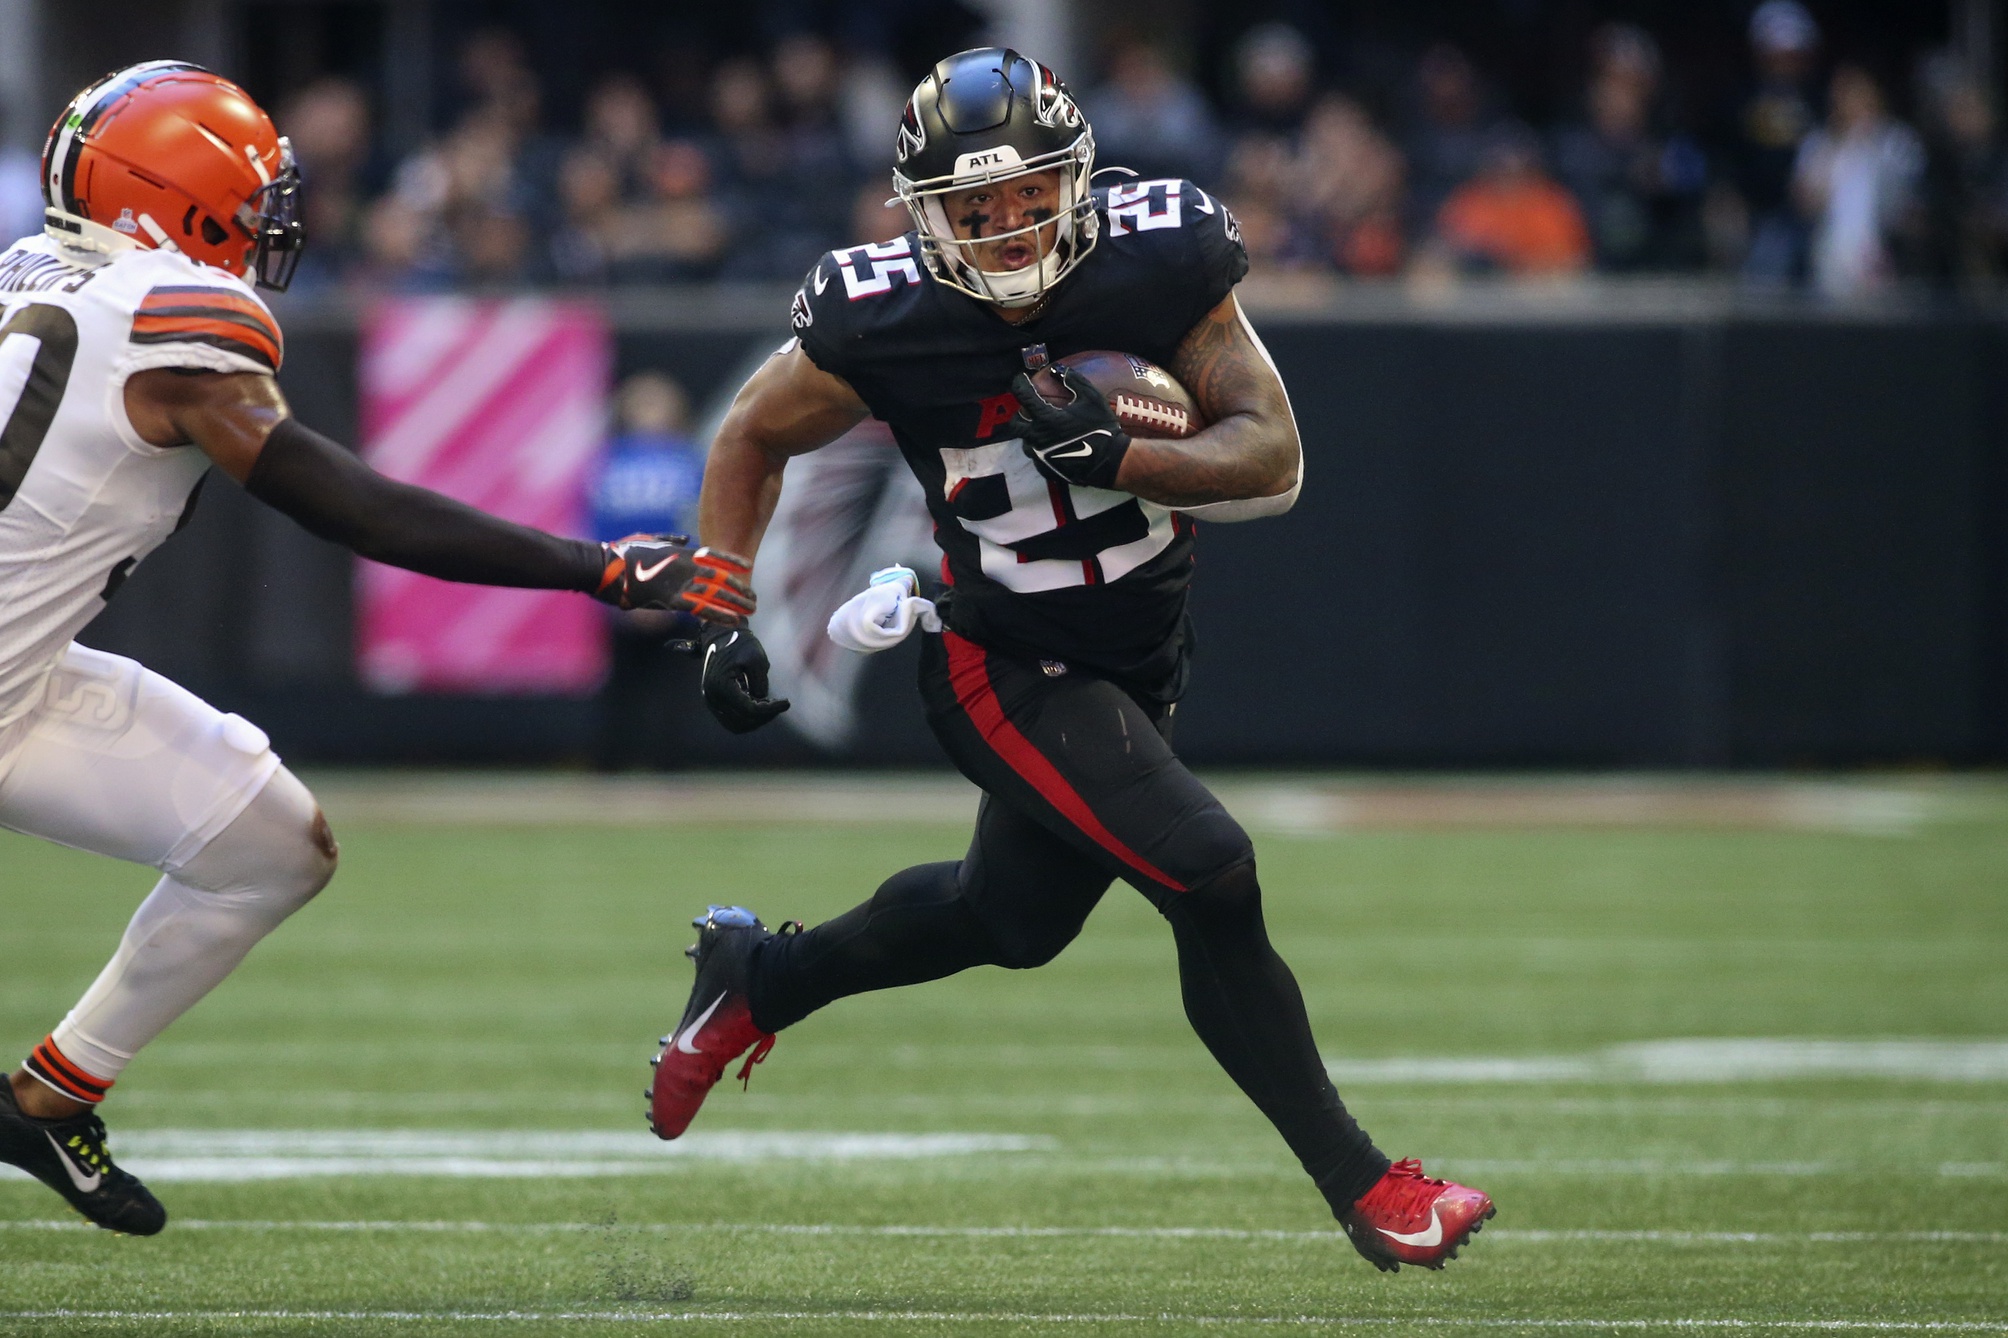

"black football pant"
[748,629,1391,1213]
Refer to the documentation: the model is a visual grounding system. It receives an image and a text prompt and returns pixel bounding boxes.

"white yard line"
[0,1309,2001,1330]
[0,1129,1055,1184]
[1,1220,2001,1245]
[1324,1039,2008,1085]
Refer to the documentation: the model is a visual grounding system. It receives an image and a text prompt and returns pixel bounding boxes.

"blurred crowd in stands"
[6,2,2001,298]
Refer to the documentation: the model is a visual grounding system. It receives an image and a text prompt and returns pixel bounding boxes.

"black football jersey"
[791,178,1249,692]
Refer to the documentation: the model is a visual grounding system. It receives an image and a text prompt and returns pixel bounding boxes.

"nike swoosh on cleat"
[633,555,680,583]
[1378,1204,1444,1248]
[45,1134,102,1194]
[673,993,727,1055]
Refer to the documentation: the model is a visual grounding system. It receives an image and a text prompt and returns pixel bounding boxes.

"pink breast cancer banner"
[356,298,609,694]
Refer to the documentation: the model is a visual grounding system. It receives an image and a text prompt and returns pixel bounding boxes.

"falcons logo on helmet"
[896,102,927,164]
[1033,64,1083,130]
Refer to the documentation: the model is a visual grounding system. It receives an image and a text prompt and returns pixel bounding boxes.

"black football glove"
[1007,368,1131,489]
[697,623,790,734]
[593,535,756,625]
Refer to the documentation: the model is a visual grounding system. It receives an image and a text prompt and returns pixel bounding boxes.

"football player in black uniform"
[649,48,1494,1272]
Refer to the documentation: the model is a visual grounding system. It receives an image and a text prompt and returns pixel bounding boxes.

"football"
[1031,350,1205,439]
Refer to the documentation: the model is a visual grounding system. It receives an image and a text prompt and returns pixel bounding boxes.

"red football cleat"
[646,905,787,1139]
[1340,1158,1495,1272]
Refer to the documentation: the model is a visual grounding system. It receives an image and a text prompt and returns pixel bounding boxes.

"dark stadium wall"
[77,307,2008,769]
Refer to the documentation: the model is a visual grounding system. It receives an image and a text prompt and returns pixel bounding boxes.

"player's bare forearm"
[698,342,869,561]
[1115,296,1300,508]
[698,434,790,561]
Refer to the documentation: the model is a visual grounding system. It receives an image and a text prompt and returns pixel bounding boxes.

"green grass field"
[2,773,2004,1336]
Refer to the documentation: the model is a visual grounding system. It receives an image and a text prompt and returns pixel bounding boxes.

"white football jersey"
[0,232,283,732]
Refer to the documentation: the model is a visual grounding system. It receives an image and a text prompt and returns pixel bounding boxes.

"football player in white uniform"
[0,62,756,1234]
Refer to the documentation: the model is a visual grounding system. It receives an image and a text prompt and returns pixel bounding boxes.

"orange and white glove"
[593,536,756,625]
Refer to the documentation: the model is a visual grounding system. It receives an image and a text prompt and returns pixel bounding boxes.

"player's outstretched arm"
[123,368,752,620]
[698,341,870,561]
[1122,294,1302,515]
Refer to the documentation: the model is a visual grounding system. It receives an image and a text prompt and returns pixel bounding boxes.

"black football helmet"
[891,47,1097,307]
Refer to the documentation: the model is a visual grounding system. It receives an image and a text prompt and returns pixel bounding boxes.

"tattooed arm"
[1114,294,1302,517]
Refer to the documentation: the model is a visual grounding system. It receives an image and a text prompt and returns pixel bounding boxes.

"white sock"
[41,768,336,1089]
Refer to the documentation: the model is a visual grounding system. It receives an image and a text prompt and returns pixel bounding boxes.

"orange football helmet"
[42,61,304,290]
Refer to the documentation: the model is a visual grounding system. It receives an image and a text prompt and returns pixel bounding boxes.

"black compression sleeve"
[244,417,605,591]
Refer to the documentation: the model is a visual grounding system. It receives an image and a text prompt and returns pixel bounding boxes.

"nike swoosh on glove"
[594,536,756,625]
[1006,368,1131,489]
[827,566,942,654]
[698,625,790,734]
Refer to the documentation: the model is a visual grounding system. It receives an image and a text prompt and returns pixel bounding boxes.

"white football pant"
[0,643,335,1092]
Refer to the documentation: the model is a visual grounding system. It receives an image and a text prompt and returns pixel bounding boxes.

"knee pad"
[173,766,337,916]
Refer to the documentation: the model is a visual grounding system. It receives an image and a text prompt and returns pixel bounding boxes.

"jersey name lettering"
[0,250,96,296]
[1105,180,1183,237]
[835,239,922,300]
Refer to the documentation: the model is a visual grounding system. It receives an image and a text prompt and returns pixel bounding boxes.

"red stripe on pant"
[943,631,1186,891]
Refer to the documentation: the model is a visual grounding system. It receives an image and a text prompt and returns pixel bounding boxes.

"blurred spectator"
[708,56,785,185]
[1553,25,1709,271]
[278,78,376,289]
[553,137,727,285]
[653,37,718,136]
[613,141,729,281]
[369,110,532,288]
[1230,23,1316,139]
[364,30,559,288]
[551,147,621,282]
[0,122,42,246]
[1222,133,1311,269]
[581,74,664,202]
[775,32,842,129]
[1916,57,2008,289]
[1432,124,1591,276]
[588,372,705,771]
[1297,95,1406,275]
[1731,0,1824,284]
[767,35,865,275]
[1086,36,1224,187]
[704,57,788,278]
[838,55,907,173]
[1793,65,1923,297]
[588,372,704,543]
[1406,45,1503,233]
